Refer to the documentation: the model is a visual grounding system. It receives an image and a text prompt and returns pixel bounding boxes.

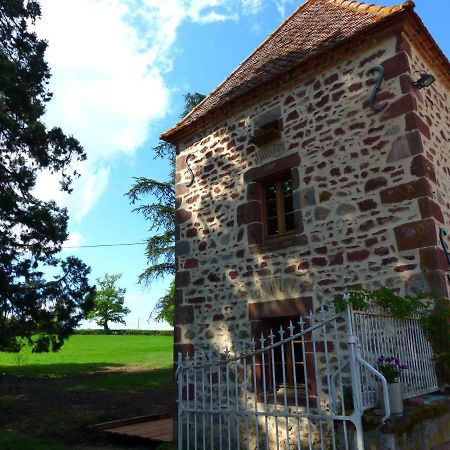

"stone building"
[162,0,450,358]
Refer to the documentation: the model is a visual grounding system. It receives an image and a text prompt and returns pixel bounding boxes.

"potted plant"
[377,355,408,414]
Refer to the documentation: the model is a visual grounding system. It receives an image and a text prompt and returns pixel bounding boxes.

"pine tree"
[127,93,205,325]
[0,0,95,352]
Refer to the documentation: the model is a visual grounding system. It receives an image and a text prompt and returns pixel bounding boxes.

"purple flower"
[378,355,385,362]
[400,364,408,370]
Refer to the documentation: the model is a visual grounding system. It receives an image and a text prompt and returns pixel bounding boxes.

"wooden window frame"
[243,152,303,253]
[261,173,296,240]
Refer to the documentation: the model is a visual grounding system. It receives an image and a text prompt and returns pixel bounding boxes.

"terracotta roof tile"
[162,0,414,142]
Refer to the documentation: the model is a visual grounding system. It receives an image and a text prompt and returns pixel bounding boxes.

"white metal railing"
[352,308,438,408]
[176,305,439,449]
[176,307,370,450]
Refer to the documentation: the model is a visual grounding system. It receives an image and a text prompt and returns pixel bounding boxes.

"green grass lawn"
[0,429,177,450]
[0,430,67,450]
[69,368,173,390]
[0,335,175,449]
[0,335,173,377]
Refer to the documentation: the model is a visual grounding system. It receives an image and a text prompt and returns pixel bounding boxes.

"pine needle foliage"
[0,0,95,352]
[126,93,205,324]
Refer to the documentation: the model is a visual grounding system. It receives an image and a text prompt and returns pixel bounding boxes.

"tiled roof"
[162,0,415,143]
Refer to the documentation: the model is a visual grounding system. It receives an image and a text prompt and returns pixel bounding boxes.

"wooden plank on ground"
[104,418,173,442]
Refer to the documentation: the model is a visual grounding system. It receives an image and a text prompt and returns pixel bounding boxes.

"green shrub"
[74,329,173,336]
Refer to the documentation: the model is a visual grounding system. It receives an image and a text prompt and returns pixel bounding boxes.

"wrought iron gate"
[176,307,389,450]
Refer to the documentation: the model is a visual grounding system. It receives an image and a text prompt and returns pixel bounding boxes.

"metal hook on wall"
[366,66,387,112]
[439,228,450,267]
[185,153,195,187]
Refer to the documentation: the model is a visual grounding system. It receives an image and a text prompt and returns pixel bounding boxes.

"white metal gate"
[176,307,389,450]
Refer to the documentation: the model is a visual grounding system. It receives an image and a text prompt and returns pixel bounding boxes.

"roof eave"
[160,12,408,145]
[403,11,450,86]
[161,4,449,146]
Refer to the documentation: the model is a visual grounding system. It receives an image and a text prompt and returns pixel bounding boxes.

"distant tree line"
[74,329,173,336]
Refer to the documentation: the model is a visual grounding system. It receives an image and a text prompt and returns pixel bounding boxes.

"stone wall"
[362,398,450,450]
[174,32,444,356]
[404,38,450,298]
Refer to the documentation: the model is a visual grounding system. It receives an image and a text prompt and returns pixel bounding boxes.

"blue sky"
[34,0,449,329]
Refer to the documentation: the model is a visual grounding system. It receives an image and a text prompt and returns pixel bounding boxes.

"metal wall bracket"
[366,66,387,112]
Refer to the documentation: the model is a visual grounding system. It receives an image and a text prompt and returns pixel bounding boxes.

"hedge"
[74,329,174,336]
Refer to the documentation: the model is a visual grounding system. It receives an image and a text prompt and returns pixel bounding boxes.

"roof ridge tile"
[327,0,414,16]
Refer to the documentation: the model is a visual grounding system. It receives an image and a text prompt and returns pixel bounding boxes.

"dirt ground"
[0,372,176,449]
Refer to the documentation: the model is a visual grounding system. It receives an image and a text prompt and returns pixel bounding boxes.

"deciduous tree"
[88,274,130,331]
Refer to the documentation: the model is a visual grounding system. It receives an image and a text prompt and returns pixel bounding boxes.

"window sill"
[249,233,308,254]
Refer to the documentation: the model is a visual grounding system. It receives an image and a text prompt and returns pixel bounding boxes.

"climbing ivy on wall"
[333,287,450,381]
[333,287,430,316]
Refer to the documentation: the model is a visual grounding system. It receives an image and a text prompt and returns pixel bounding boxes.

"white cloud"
[74,166,111,221]
[34,162,110,223]
[241,0,263,15]
[274,0,295,17]
[63,231,84,250]
[34,0,289,222]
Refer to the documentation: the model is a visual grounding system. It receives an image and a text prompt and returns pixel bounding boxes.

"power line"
[62,241,146,249]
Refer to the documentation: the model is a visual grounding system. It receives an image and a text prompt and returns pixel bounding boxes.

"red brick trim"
[176,271,191,288]
[419,244,449,299]
[175,305,194,325]
[418,197,444,224]
[380,93,417,121]
[237,201,262,225]
[174,343,195,358]
[423,271,449,298]
[249,233,309,254]
[380,178,432,204]
[420,247,448,271]
[382,52,410,80]
[248,297,313,320]
[396,31,412,57]
[394,218,437,251]
[411,155,436,183]
[405,112,431,139]
[174,325,182,344]
[176,209,192,225]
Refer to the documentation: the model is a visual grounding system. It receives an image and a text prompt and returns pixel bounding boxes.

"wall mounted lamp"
[413,72,436,90]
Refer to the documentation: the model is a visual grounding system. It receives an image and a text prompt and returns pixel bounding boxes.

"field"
[0,334,176,449]
[0,335,173,376]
